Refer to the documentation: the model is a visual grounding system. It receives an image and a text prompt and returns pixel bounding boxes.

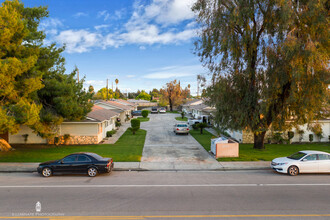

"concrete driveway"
[140,113,222,170]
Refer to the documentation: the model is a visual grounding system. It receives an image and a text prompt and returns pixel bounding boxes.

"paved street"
[0,170,329,219]
[140,113,221,170]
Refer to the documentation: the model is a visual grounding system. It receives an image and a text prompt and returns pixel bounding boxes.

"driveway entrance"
[140,114,222,170]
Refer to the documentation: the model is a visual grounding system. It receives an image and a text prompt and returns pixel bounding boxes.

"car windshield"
[287,152,306,160]
[177,124,188,127]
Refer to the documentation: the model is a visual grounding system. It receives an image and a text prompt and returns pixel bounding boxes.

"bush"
[197,122,208,134]
[192,123,199,130]
[309,134,314,142]
[115,121,121,127]
[106,130,117,137]
[142,110,149,118]
[181,111,185,119]
[272,132,284,144]
[130,119,140,134]
[288,131,294,140]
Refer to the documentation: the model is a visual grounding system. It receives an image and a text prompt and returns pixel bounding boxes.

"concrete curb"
[0,161,271,172]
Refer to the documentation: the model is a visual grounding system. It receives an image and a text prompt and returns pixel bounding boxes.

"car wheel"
[42,167,52,177]
[287,165,299,176]
[88,167,98,177]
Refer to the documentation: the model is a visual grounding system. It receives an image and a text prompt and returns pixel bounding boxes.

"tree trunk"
[253,131,266,149]
[200,127,203,134]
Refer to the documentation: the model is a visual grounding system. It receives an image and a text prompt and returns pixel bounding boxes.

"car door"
[317,154,330,173]
[56,155,77,173]
[299,154,319,173]
[74,155,92,173]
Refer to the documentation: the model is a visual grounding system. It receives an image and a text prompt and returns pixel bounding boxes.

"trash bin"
[211,137,239,158]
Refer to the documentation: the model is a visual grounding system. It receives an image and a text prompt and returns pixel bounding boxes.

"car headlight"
[271,162,288,166]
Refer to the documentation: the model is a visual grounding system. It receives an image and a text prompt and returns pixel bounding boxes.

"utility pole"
[106,79,109,101]
[77,68,79,83]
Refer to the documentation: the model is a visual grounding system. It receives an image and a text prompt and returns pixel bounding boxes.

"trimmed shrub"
[142,110,149,118]
[309,134,314,142]
[115,121,121,127]
[197,122,208,134]
[181,111,185,119]
[192,123,199,130]
[106,130,117,137]
[272,132,284,144]
[130,119,140,134]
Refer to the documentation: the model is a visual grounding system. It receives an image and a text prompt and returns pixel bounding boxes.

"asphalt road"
[0,170,329,220]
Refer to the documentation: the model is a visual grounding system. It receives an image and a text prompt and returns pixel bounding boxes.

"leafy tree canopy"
[193,0,329,149]
[0,0,93,138]
[136,90,151,101]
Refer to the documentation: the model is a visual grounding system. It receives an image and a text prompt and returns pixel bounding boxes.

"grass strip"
[0,129,146,162]
[189,129,330,161]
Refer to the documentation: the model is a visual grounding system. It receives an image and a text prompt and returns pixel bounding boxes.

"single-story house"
[116,99,138,111]
[181,99,203,115]
[95,100,132,122]
[7,105,120,145]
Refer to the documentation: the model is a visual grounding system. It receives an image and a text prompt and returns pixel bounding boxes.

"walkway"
[102,122,130,144]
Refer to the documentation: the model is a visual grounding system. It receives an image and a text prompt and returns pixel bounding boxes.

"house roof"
[116,99,136,107]
[190,103,216,113]
[87,105,119,122]
[98,100,132,111]
[182,99,203,107]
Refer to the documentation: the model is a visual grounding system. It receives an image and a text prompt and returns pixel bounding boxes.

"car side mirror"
[302,159,307,162]
[60,160,64,164]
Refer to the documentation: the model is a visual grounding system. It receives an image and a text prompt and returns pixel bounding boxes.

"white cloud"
[127,75,136,78]
[73,12,88,18]
[85,80,106,86]
[144,0,195,25]
[51,0,197,53]
[94,24,110,30]
[98,10,111,21]
[56,30,101,53]
[143,65,203,79]
[39,18,63,30]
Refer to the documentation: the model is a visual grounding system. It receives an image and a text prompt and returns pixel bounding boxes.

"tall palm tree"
[115,79,119,90]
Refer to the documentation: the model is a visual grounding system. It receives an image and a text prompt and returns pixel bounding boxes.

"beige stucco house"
[8,105,120,145]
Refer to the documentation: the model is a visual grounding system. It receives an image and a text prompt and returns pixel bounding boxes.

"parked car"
[131,110,142,116]
[159,107,166,113]
[173,123,189,135]
[271,150,330,176]
[151,107,158,114]
[188,115,209,126]
[37,152,114,177]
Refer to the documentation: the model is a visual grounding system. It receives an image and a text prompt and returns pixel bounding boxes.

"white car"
[271,150,330,176]
[159,107,166,113]
[173,123,189,135]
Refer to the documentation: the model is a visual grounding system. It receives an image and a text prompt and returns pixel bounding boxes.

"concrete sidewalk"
[0,161,271,172]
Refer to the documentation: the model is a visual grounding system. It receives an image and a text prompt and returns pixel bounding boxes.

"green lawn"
[189,129,330,161]
[175,117,188,121]
[0,129,146,162]
[137,117,150,122]
[167,111,180,113]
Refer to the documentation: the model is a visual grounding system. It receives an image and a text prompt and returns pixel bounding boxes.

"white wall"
[291,120,330,143]
[60,123,98,136]
[9,125,47,144]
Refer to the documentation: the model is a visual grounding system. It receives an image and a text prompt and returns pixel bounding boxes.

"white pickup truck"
[188,115,209,126]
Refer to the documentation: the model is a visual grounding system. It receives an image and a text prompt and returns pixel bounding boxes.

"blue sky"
[18,0,208,95]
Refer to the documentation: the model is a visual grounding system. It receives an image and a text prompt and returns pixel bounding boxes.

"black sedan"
[37,152,114,177]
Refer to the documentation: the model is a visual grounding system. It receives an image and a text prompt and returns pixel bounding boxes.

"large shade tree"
[0,0,93,139]
[193,0,329,149]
